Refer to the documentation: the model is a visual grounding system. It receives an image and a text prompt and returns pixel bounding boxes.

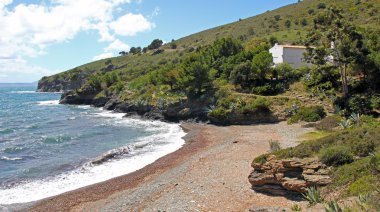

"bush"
[315,115,340,131]
[347,175,379,196]
[348,94,372,114]
[319,146,354,166]
[317,3,326,9]
[208,107,230,121]
[371,96,380,110]
[269,140,281,152]
[251,83,284,95]
[288,106,326,123]
[352,139,375,157]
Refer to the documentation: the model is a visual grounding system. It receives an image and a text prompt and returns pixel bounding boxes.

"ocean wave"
[10,91,35,94]
[93,110,168,132]
[0,156,22,161]
[0,128,14,135]
[0,122,186,205]
[10,91,63,94]
[40,135,73,144]
[2,147,26,154]
[91,146,132,165]
[37,100,60,106]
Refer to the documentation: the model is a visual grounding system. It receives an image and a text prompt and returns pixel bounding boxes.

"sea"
[0,83,185,206]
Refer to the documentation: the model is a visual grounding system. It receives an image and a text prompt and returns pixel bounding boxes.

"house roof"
[281,45,308,49]
[271,43,309,49]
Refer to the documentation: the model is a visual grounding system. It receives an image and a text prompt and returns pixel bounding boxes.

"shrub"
[302,187,323,205]
[208,107,230,122]
[288,106,326,123]
[319,146,354,166]
[269,140,281,152]
[317,3,326,9]
[253,154,268,164]
[347,94,372,114]
[291,204,302,211]
[352,139,375,157]
[251,83,284,95]
[315,115,340,131]
[347,175,378,196]
[371,96,380,110]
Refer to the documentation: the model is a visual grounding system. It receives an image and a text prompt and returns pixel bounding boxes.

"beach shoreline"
[24,122,312,211]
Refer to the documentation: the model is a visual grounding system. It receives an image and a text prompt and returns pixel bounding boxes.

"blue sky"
[0,0,297,83]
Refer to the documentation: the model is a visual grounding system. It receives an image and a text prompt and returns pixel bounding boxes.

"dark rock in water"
[60,91,94,105]
[248,155,331,194]
[92,96,110,107]
[104,97,121,110]
[91,147,130,165]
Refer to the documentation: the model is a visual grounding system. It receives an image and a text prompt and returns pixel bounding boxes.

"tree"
[269,36,278,46]
[274,15,281,21]
[148,39,163,50]
[170,42,177,49]
[118,51,128,56]
[229,61,252,88]
[129,47,141,55]
[251,51,273,81]
[285,20,291,28]
[305,7,366,97]
[301,18,308,26]
[178,54,212,98]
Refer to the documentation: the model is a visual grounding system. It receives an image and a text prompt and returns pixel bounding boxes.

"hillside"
[38,0,380,92]
[36,0,380,125]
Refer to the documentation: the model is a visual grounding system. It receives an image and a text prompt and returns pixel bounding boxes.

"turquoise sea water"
[0,84,185,205]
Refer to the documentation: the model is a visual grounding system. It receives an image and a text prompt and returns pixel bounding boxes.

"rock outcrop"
[248,155,331,195]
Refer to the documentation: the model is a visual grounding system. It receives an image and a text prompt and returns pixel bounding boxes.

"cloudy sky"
[0,0,296,83]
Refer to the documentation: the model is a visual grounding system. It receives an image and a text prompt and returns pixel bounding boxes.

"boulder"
[249,155,331,194]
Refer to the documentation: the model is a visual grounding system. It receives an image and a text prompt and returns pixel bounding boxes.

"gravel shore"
[29,122,313,212]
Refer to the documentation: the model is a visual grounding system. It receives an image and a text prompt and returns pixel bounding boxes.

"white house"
[269,43,311,69]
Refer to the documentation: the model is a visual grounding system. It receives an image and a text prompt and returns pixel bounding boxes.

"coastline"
[24,121,313,211]
[25,123,207,211]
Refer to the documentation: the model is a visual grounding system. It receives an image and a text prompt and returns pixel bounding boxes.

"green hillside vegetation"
[38,0,380,123]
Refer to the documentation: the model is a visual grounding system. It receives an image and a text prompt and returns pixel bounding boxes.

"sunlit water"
[0,84,185,205]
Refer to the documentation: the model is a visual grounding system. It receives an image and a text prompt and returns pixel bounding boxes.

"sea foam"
[0,112,186,205]
[37,100,60,106]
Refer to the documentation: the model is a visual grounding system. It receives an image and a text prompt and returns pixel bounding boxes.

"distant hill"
[39,0,380,90]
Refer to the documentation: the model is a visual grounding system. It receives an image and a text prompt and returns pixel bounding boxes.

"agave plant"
[358,193,370,210]
[203,105,216,113]
[338,119,351,129]
[324,200,343,212]
[350,112,361,124]
[302,187,323,205]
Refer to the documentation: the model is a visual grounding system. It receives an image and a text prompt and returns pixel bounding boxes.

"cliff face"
[37,74,87,92]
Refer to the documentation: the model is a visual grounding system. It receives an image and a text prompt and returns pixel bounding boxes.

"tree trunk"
[342,63,349,97]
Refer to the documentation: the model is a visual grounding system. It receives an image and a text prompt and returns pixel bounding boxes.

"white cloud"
[0,57,57,83]
[0,0,155,81]
[110,13,155,36]
[93,52,114,61]
[105,39,130,52]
